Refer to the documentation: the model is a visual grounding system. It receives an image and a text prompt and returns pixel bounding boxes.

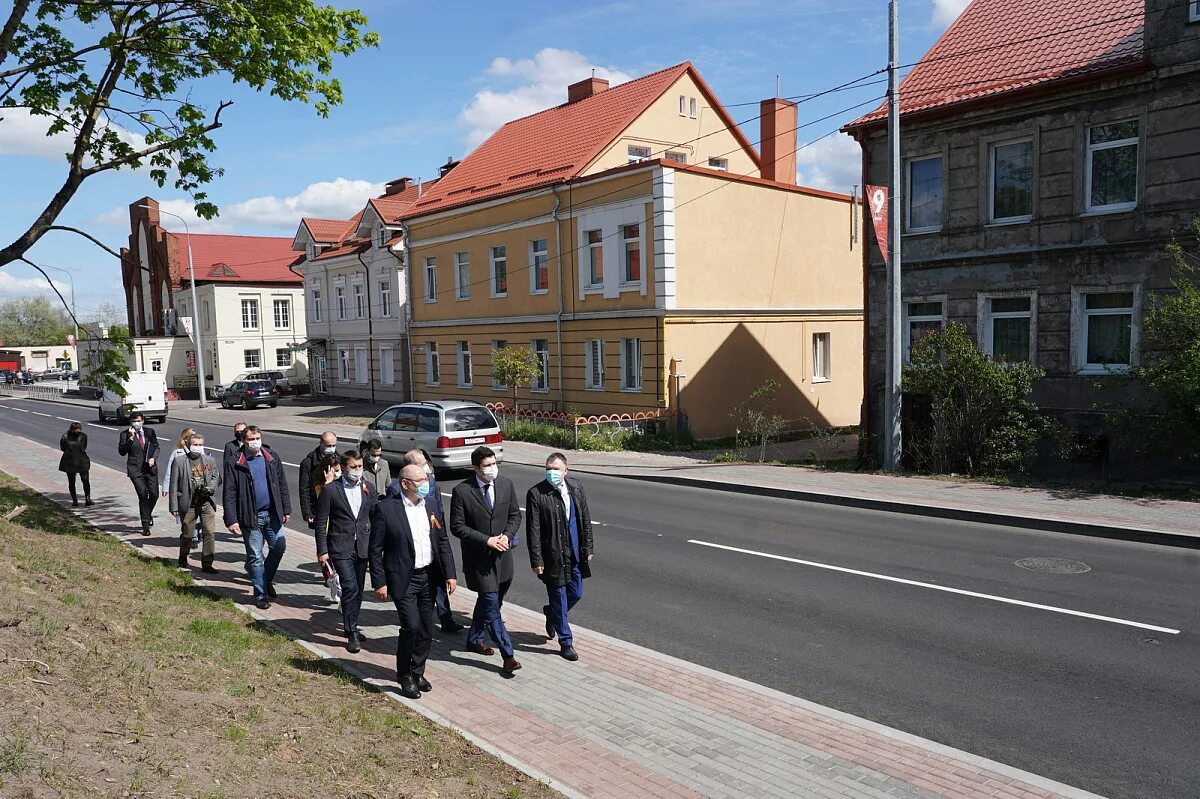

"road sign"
[181,316,194,340]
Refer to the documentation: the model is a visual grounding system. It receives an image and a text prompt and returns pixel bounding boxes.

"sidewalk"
[0,429,1103,799]
[31,393,1200,546]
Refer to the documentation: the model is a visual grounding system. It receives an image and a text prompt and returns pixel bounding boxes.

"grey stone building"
[843,0,1200,474]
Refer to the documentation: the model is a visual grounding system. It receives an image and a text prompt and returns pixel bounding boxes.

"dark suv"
[219,380,279,410]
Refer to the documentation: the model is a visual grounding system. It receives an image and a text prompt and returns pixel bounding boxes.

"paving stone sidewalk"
[1,429,1105,799]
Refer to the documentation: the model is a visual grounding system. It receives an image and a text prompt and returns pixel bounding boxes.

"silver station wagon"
[359,400,504,471]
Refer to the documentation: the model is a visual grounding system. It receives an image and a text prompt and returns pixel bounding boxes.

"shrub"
[731,379,790,462]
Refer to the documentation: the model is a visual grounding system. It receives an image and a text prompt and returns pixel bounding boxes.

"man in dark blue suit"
[394,449,463,633]
[370,463,457,700]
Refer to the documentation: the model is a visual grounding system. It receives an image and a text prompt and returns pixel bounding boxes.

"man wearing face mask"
[315,450,379,653]
[169,433,222,572]
[359,438,391,497]
[117,410,160,536]
[449,446,523,677]
[223,426,291,609]
[222,421,248,464]
[400,449,461,633]
[299,431,338,530]
[526,453,594,661]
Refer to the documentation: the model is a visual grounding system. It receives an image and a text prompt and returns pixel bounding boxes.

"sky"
[0,0,971,320]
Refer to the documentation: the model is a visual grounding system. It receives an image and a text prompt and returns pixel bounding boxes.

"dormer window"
[376,226,390,247]
[306,243,316,260]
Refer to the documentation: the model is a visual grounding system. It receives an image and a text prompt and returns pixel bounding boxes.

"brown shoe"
[501,657,522,677]
[466,642,494,657]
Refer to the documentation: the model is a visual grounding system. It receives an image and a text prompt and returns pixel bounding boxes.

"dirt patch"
[0,473,559,799]
[297,415,376,429]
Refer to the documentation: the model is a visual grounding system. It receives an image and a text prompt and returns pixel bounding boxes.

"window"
[376,226,390,247]
[812,333,831,382]
[527,239,549,294]
[491,340,508,389]
[380,346,394,385]
[353,283,365,319]
[490,246,508,297]
[273,298,290,329]
[455,252,470,300]
[689,97,698,119]
[532,339,549,391]
[336,286,346,319]
[379,279,392,317]
[904,300,944,359]
[585,230,603,289]
[202,300,211,331]
[989,139,1033,222]
[416,408,440,433]
[665,151,688,164]
[276,347,293,367]
[628,145,651,164]
[372,408,400,432]
[241,299,259,331]
[338,348,349,382]
[425,342,440,386]
[424,257,437,302]
[707,157,728,171]
[982,295,1033,363]
[354,348,368,384]
[1086,120,1138,213]
[1191,0,1200,22]
[585,339,605,389]
[906,156,943,232]
[150,359,163,372]
[621,224,641,285]
[311,289,322,322]
[244,348,261,369]
[620,338,642,391]
[678,95,687,115]
[1077,290,1136,374]
[457,341,473,387]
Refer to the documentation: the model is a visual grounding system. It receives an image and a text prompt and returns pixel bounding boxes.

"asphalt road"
[2,398,1197,799]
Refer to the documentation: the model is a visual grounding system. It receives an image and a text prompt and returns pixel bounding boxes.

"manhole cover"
[1015,557,1091,574]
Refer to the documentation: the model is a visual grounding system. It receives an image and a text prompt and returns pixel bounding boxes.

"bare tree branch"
[46,225,124,260]
[83,99,231,176]
[18,257,84,335]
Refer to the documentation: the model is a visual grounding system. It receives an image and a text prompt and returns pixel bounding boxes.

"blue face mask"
[546,469,564,487]
[415,481,431,499]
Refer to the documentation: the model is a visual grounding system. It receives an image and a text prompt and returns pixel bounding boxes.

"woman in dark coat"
[58,422,93,506]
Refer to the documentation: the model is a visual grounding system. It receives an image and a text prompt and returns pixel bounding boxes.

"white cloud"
[458,48,634,149]
[931,0,971,27]
[795,133,862,193]
[0,270,69,301]
[0,107,144,162]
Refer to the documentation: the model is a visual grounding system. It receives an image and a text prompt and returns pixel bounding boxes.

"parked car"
[213,369,291,398]
[0,369,15,384]
[220,379,280,410]
[359,400,503,472]
[35,367,65,381]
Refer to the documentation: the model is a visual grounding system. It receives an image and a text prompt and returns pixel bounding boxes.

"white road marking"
[13,408,29,413]
[30,411,51,417]
[87,423,110,431]
[688,539,1181,635]
[56,416,76,422]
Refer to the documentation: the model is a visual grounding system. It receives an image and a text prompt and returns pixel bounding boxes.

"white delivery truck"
[98,372,168,424]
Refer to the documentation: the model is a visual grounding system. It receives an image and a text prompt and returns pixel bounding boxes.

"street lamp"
[140,205,208,407]
[37,263,78,363]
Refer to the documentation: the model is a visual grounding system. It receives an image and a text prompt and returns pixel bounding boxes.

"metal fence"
[485,402,687,448]
[0,383,66,401]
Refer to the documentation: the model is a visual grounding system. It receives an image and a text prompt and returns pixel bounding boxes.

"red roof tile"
[846,0,1144,129]
[170,232,302,283]
[313,238,371,261]
[368,180,433,224]
[303,218,356,243]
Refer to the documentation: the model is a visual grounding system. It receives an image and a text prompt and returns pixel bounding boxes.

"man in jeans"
[222,425,291,609]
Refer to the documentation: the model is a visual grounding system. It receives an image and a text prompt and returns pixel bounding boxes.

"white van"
[98,372,168,424]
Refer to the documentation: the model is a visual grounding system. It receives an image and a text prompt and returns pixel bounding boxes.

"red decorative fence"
[486,402,688,448]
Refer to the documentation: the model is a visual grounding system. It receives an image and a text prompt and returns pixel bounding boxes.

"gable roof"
[367,179,433,225]
[845,0,1144,129]
[170,232,302,284]
[303,217,357,244]
[405,62,759,219]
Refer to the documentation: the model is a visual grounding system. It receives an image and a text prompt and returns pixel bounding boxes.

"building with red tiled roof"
[842,0,1200,476]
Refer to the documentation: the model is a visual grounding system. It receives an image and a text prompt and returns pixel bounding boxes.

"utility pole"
[884,0,903,471]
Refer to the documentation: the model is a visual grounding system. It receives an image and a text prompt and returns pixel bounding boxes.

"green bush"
[497,416,693,452]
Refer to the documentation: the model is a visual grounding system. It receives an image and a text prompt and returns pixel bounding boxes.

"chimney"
[568,76,609,104]
[759,98,798,184]
[384,177,414,196]
[438,156,460,178]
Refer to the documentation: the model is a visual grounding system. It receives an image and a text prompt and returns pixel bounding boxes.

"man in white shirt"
[314,451,378,653]
[369,464,457,699]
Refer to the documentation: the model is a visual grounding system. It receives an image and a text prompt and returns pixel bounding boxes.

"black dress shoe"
[559,645,579,662]
[440,620,464,633]
[255,598,271,610]
[141,527,151,537]
[416,676,433,693]
[200,562,218,574]
[346,632,361,654]
[177,554,189,569]
[84,498,95,507]
[265,582,277,598]
[397,675,421,699]
[543,604,555,640]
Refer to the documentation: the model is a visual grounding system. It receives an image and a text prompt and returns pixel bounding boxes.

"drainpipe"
[356,250,375,405]
[396,221,414,402]
[551,183,566,410]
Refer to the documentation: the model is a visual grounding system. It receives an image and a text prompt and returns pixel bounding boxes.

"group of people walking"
[58,415,595,698]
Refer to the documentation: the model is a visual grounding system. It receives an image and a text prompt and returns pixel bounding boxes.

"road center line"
[30,411,51,417]
[688,539,1181,635]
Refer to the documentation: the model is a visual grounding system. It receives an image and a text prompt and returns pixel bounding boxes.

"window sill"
[1077,365,1131,376]
[425,382,440,388]
[424,299,437,304]
[620,386,643,393]
[491,386,509,392]
[490,293,508,300]
[458,384,474,389]
[530,289,550,296]
[619,282,644,292]
[812,377,831,384]
[985,217,1032,228]
[455,296,471,302]
[902,227,942,237]
[530,388,550,394]
[1080,205,1137,218]
[585,386,605,392]
[583,286,604,294]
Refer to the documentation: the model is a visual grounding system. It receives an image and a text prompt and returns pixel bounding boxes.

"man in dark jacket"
[526,452,594,662]
[449,446,522,677]
[169,432,222,573]
[298,431,338,530]
[222,425,291,609]
[370,464,457,699]
[222,421,248,464]
[315,450,379,653]
[117,410,159,536]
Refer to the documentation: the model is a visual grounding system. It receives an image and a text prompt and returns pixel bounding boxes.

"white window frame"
[905,155,943,233]
[338,348,350,383]
[335,286,347,320]
[665,151,688,164]
[244,348,261,369]
[273,298,290,329]
[620,224,643,289]
[619,337,642,392]
[457,340,473,387]
[1084,120,1139,214]
[584,339,605,390]
[584,230,604,292]
[812,332,831,383]
[352,282,365,319]
[379,345,394,385]
[529,239,549,295]
[454,252,470,300]
[988,137,1034,224]
[376,226,390,248]
[902,296,947,362]
[202,300,211,332]
[707,157,728,171]
[678,95,687,116]
[689,97,698,119]
[379,278,392,317]
[240,298,259,331]
[311,289,322,322]
[531,338,549,392]
[424,257,437,303]
[354,347,368,385]
[491,340,508,390]
[425,342,440,386]
[1071,286,1141,376]
[1191,0,1200,23]
[627,145,651,164]
[978,291,1037,364]
[276,347,293,368]
[489,245,508,298]
[150,358,163,373]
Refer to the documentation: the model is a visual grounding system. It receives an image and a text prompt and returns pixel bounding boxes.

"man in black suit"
[449,446,523,677]
[222,421,248,463]
[399,449,463,633]
[315,449,379,653]
[299,431,339,531]
[117,410,160,536]
[370,464,457,699]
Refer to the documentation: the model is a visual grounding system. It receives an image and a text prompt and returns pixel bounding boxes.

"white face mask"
[346,468,363,482]
[245,439,263,451]
[480,465,499,483]
[131,421,144,431]
[188,445,205,456]
[322,445,337,455]
[331,470,342,481]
